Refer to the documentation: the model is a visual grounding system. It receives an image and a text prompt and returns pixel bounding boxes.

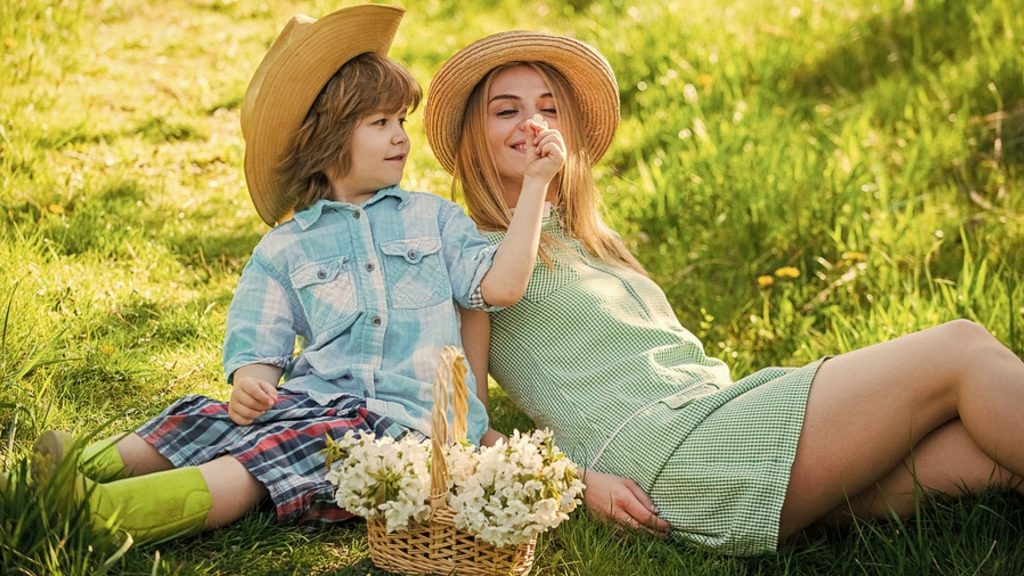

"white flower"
[447,429,585,547]
[324,431,431,533]
[324,428,585,548]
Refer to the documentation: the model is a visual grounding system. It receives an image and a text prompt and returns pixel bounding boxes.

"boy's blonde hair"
[280,52,421,212]
[453,61,644,273]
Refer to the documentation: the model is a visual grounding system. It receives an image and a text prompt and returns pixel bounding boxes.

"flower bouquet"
[324,347,584,576]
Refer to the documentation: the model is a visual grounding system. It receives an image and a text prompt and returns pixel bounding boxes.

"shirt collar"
[291,185,410,230]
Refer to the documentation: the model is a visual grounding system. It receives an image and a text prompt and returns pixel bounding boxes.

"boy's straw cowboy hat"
[424,30,620,175]
[241,5,405,226]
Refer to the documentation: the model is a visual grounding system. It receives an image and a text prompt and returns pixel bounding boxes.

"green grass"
[1,0,1023,573]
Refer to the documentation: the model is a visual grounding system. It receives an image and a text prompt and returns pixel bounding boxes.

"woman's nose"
[516,111,536,130]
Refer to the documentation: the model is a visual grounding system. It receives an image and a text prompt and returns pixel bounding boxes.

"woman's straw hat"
[424,30,619,175]
[240,5,405,226]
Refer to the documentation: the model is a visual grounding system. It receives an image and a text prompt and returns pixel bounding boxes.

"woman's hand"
[480,427,508,447]
[522,114,565,184]
[581,469,672,538]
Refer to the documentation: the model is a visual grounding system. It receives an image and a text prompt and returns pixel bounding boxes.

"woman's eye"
[495,109,517,117]
[541,107,557,115]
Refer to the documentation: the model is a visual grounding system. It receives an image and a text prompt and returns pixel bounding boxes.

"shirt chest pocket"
[290,257,358,339]
[381,237,451,309]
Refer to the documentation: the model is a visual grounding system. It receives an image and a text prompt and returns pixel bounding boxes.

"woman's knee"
[930,319,1010,371]
[938,318,990,340]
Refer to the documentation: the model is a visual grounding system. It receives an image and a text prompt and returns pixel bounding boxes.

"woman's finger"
[624,479,659,516]
[618,494,670,536]
[617,481,672,536]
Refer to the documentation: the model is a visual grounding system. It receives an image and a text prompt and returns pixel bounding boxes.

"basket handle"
[429,346,468,505]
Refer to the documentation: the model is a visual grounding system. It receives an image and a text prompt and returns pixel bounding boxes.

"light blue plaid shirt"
[223,186,496,444]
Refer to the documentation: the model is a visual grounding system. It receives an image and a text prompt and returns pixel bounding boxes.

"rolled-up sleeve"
[439,203,500,311]
[222,255,297,382]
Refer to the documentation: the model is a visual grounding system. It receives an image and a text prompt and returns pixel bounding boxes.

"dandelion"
[757,275,774,288]
[47,204,65,214]
[841,251,867,262]
[774,266,800,279]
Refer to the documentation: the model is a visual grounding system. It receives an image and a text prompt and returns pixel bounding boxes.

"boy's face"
[331,109,409,202]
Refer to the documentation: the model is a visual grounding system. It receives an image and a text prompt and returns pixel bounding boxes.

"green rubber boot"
[84,466,212,544]
[32,430,127,488]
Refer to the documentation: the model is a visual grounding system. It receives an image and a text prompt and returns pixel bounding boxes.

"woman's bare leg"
[816,419,1023,527]
[778,320,1024,538]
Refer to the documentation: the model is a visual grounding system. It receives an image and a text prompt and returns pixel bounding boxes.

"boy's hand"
[522,113,565,183]
[229,376,278,425]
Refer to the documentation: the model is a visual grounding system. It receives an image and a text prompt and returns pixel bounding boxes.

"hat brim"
[424,31,619,175]
[242,5,404,226]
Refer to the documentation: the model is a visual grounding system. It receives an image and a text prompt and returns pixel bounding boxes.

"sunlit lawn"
[2,0,1022,574]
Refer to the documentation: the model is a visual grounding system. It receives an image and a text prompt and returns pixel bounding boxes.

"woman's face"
[485,65,560,200]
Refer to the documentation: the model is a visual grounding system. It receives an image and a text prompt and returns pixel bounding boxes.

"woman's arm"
[460,308,506,447]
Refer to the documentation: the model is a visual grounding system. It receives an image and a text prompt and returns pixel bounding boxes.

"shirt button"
[407,250,417,260]
[365,263,375,272]
[371,316,382,327]
[352,211,361,219]
[317,270,327,280]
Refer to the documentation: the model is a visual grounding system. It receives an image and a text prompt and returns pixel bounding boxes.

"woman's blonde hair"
[280,52,421,212]
[452,61,644,273]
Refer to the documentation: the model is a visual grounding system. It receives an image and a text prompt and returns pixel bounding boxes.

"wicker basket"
[366,346,537,576]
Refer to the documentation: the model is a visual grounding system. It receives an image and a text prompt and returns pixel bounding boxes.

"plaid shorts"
[135,391,417,524]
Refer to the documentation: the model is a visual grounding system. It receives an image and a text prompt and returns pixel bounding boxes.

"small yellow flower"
[47,204,65,214]
[696,73,713,89]
[757,275,774,288]
[841,251,867,262]
[774,266,800,279]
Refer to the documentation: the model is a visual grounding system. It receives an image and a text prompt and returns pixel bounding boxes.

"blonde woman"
[424,31,1024,555]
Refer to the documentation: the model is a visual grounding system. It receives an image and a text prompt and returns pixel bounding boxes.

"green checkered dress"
[483,211,823,555]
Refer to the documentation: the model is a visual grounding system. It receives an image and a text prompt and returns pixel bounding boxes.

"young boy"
[30,4,563,544]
